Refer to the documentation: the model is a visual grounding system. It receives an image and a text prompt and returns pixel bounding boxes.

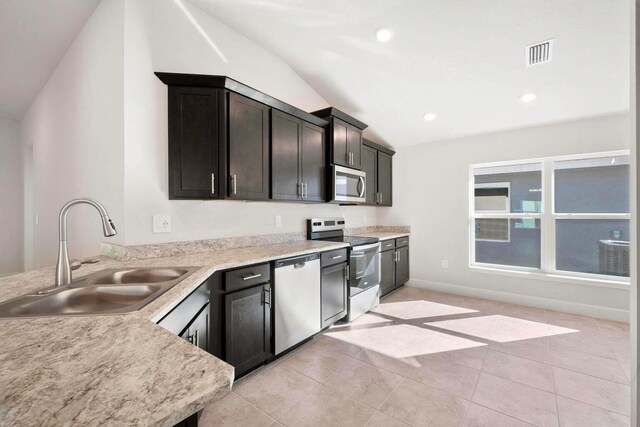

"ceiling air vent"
[526,39,553,67]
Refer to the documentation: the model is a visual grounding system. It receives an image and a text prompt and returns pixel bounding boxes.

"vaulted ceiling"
[0,0,100,120]
[189,0,630,147]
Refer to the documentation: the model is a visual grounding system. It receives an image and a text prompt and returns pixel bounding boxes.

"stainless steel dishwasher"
[274,253,321,355]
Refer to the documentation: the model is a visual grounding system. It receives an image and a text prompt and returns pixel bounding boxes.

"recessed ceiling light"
[375,27,394,42]
[423,113,436,121]
[520,93,537,103]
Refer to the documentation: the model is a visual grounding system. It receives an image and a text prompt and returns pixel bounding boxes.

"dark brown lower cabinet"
[224,284,271,377]
[209,263,272,379]
[379,237,410,297]
[321,262,348,328]
[180,303,209,352]
[395,245,410,285]
[379,249,396,296]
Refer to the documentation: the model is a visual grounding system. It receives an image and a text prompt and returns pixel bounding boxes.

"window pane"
[556,219,630,277]
[554,155,629,213]
[474,163,542,213]
[475,219,541,268]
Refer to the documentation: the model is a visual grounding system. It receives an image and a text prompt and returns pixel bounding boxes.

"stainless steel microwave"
[332,165,366,203]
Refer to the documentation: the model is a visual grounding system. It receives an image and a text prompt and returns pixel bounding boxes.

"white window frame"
[469,150,630,287]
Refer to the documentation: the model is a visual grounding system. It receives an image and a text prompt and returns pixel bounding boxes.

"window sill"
[469,265,630,290]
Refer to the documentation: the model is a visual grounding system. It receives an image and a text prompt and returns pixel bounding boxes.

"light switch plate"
[275,215,282,227]
[153,215,172,233]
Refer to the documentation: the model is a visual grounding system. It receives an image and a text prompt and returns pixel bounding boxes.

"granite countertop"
[0,240,349,426]
[353,231,410,241]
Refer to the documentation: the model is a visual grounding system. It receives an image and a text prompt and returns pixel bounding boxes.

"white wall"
[122,0,378,246]
[20,0,125,268]
[0,117,23,275]
[380,114,631,319]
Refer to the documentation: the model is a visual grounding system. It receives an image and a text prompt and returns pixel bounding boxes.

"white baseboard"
[406,278,630,323]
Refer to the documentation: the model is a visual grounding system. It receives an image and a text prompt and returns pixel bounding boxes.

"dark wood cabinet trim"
[156,72,328,127]
[311,107,368,130]
[363,138,396,156]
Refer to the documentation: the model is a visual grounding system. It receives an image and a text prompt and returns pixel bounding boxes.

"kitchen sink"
[90,268,190,285]
[0,267,197,318]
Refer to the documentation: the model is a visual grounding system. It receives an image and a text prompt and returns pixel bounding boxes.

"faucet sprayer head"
[102,216,117,237]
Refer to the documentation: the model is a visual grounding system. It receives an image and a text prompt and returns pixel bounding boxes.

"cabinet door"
[395,246,410,286]
[321,262,348,328]
[377,152,393,206]
[271,110,301,201]
[168,87,220,199]
[225,284,271,377]
[301,122,326,202]
[228,92,270,200]
[331,118,349,166]
[181,303,210,353]
[347,125,363,169]
[361,145,377,205]
[380,250,396,296]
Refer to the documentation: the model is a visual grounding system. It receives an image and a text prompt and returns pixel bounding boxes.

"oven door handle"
[357,176,365,198]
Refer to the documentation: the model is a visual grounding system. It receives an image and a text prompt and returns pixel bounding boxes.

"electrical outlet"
[275,215,282,227]
[152,215,172,233]
[441,260,449,269]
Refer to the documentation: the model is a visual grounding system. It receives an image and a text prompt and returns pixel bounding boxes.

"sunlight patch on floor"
[370,299,477,320]
[426,314,577,343]
[325,323,486,359]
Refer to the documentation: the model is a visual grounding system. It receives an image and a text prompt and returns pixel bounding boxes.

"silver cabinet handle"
[297,182,302,197]
[357,176,365,198]
[350,152,354,165]
[232,174,238,195]
[242,273,262,281]
[394,251,398,262]
[303,182,308,199]
[331,255,343,259]
[264,287,271,306]
[379,192,383,204]
[194,329,199,348]
[211,173,215,194]
[344,265,349,281]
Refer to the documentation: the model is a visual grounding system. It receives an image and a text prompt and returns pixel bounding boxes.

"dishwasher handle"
[275,253,319,268]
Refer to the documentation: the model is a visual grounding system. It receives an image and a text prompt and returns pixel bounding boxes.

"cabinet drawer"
[380,239,395,251]
[321,248,348,267]
[224,263,270,292]
[395,236,409,248]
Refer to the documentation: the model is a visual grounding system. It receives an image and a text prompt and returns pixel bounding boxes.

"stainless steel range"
[307,217,380,321]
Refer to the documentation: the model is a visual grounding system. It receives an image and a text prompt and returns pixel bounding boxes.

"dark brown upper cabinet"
[156,73,328,201]
[228,93,270,200]
[362,144,377,205]
[271,110,326,202]
[312,107,367,170]
[362,139,395,207]
[167,86,222,199]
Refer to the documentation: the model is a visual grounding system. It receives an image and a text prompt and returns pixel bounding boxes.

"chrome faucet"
[55,198,117,287]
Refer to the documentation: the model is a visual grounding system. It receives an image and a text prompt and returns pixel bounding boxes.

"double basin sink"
[0,267,197,318]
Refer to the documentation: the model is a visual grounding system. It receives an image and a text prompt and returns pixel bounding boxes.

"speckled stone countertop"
[0,240,349,426]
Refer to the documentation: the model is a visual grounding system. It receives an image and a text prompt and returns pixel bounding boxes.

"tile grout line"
[551,361,560,425]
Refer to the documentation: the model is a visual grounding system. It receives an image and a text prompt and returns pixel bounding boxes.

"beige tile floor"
[200,286,630,427]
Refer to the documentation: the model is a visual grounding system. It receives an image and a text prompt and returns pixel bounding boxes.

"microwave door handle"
[357,176,365,198]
